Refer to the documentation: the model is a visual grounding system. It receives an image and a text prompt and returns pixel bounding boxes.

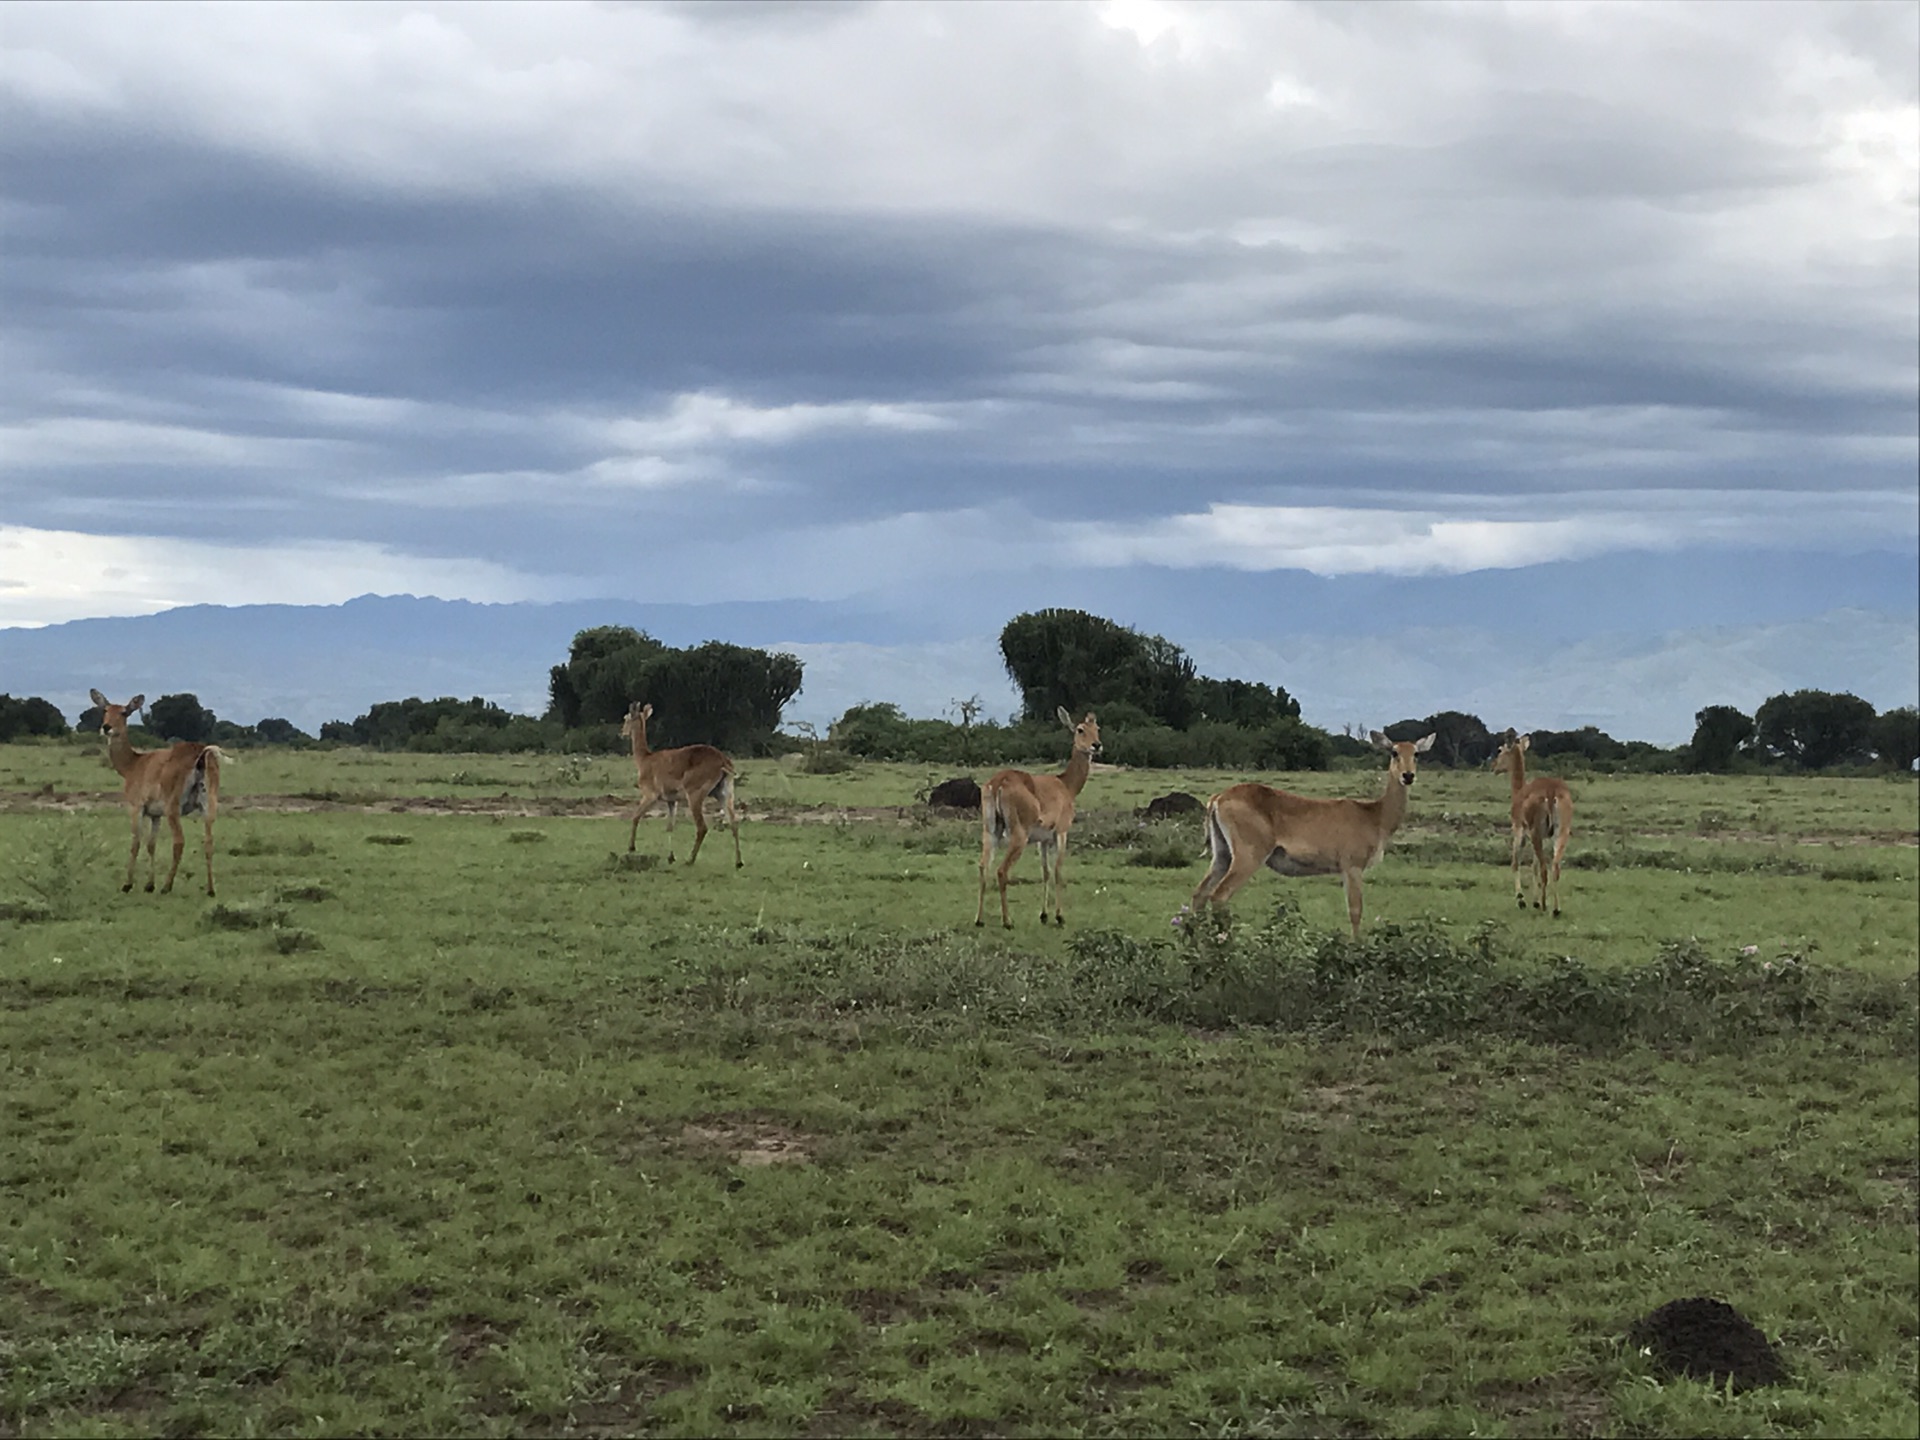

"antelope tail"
[1203,796,1232,863]
[984,787,1010,849]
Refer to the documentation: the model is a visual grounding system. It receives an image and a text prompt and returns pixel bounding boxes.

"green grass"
[2,745,1916,1437]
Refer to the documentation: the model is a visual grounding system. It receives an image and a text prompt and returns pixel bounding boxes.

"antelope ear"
[90,688,109,708]
[1056,706,1074,729]
[1414,733,1436,753]
[126,695,145,714]
[642,703,653,719]
[1516,734,1531,751]
[1368,730,1391,750]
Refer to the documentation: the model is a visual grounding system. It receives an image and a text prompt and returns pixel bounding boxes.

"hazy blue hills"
[2,546,1915,744]
[0,595,893,734]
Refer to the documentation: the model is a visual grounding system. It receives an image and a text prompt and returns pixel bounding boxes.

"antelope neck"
[1376,763,1413,827]
[1059,743,1094,796]
[1504,749,1528,798]
[103,727,141,776]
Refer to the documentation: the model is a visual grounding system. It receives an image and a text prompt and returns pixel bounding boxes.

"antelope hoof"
[974,918,984,928]
[122,882,133,893]
[1053,915,1065,928]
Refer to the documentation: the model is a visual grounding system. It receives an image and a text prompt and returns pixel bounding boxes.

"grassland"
[2,737,1916,1438]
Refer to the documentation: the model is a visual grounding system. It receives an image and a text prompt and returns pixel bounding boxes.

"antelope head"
[1369,730,1436,786]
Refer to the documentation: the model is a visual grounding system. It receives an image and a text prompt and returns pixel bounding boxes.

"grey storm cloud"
[0,0,1914,664]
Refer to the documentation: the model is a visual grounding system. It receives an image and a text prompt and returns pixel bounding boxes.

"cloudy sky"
[2,0,1916,740]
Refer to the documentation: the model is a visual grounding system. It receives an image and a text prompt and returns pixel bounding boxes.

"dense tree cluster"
[319,695,542,752]
[998,610,1302,732]
[0,693,68,741]
[1683,693,1918,774]
[2,617,1914,773]
[546,627,804,754]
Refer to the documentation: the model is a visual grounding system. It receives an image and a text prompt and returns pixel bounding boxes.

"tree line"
[4,608,1915,773]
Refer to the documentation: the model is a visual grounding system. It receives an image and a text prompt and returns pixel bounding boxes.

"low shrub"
[662,901,1917,1054]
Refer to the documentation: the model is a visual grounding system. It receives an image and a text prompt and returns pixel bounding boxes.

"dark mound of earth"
[1629,1297,1787,1391]
[1138,791,1203,821]
[927,777,982,811]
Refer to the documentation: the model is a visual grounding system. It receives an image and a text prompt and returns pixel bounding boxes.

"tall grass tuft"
[5,814,106,921]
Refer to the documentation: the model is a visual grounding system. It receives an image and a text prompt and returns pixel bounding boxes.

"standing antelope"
[90,689,231,897]
[621,702,741,867]
[1189,731,1435,940]
[1491,733,1573,916]
[975,708,1101,929]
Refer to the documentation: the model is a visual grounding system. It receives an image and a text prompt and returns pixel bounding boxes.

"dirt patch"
[443,1313,518,1365]
[1628,1296,1787,1390]
[681,1120,814,1167]
[1479,1376,1608,1437]
[1297,1081,1381,1123]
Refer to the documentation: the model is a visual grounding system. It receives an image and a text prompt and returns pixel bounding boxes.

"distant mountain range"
[2,570,1915,746]
[0,593,1000,735]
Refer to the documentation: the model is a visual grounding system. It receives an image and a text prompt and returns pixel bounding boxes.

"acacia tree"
[1753,689,1877,769]
[1686,705,1754,772]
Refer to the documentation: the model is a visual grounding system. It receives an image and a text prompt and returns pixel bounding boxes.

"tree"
[1385,711,1494,767]
[950,695,984,764]
[547,626,669,728]
[255,717,311,745]
[1753,689,1877,770]
[1870,705,1920,771]
[337,696,514,749]
[999,609,1156,723]
[626,641,804,754]
[0,694,68,740]
[1686,705,1753,773]
[1528,726,1628,763]
[146,693,215,743]
[1190,676,1301,727]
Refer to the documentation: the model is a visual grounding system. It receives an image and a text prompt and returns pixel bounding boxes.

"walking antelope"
[975,708,1101,929]
[620,702,741,867]
[1188,731,1435,939]
[1491,732,1573,916]
[90,689,231,897]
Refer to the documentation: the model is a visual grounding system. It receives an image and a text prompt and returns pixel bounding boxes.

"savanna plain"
[2,740,1916,1439]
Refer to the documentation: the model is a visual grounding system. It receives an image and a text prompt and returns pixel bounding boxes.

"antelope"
[975,707,1101,929]
[1491,732,1573,916]
[90,689,231,897]
[1189,731,1435,939]
[620,702,741,867]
